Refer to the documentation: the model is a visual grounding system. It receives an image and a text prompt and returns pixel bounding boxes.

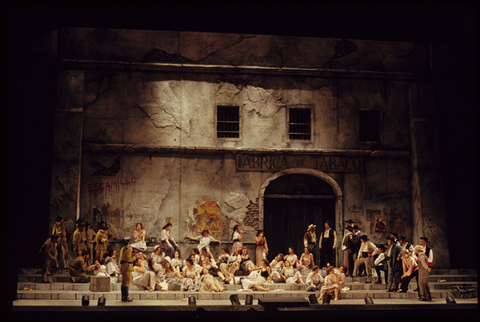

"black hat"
[345,219,355,224]
[55,216,64,222]
[81,250,90,256]
[387,236,396,242]
[78,222,86,227]
[353,225,360,230]
[360,235,369,241]
[345,226,354,232]
[399,236,407,241]
[85,221,91,226]
[102,225,109,230]
[377,244,386,250]
[76,218,85,224]
[420,237,429,243]
[325,221,333,227]
[51,233,61,239]
[389,232,398,238]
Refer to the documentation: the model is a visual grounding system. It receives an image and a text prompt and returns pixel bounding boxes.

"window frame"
[287,105,313,142]
[216,105,241,139]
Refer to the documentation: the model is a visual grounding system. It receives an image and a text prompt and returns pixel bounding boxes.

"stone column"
[409,83,450,268]
[48,70,84,247]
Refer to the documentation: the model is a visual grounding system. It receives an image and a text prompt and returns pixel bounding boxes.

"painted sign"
[235,154,363,172]
[196,201,221,233]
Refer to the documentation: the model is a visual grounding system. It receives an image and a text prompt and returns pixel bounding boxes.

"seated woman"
[185,229,221,253]
[147,257,164,279]
[250,258,272,284]
[181,258,201,292]
[216,247,230,266]
[318,265,340,301]
[239,246,255,273]
[199,267,225,292]
[103,248,121,277]
[92,259,118,283]
[225,260,271,292]
[131,223,147,252]
[305,265,324,291]
[160,223,180,259]
[281,260,305,285]
[298,247,314,271]
[151,245,171,265]
[199,247,214,264]
[132,258,162,291]
[335,265,347,297]
[170,251,183,275]
[219,248,241,277]
[203,255,226,281]
[285,247,300,269]
[183,254,201,272]
[163,260,183,287]
[269,253,285,283]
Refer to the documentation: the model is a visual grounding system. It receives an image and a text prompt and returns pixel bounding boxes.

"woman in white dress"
[103,248,121,277]
[298,247,314,271]
[231,225,244,255]
[181,258,201,291]
[160,223,180,259]
[130,223,147,252]
[185,229,222,253]
[151,245,171,265]
[318,265,340,301]
[269,253,285,283]
[132,258,161,291]
[199,268,225,292]
[219,248,241,277]
[285,246,300,269]
[305,265,324,291]
[170,251,183,275]
[281,260,305,285]
[237,259,271,291]
[163,260,182,287]
[216,247,230,266]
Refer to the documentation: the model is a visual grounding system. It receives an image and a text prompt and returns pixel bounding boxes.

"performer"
[298,247,314,271]
[39,233,61,283]
[231,225,244,255]
[305,265,324,292]
[341,226,354,276]
[51,216,70,268]
[352,235,377,283]
[386,236,402,292]
[69,250,94,283]
[255,230,269,266]
[415,245,432,301]
[319,221,337,268]
[399,249,418,293]
[269,253,285,283]
[131,223,147,252]
[161,223,180,259]
[120,238,135,302]
[84,222,96,266]
[420,237,434,269]
[303,224,319,266]
[186,229,221,253]
[94,226,109,263]
[318,265,340,301]
[72,222,87,257]
[373,244,387,284]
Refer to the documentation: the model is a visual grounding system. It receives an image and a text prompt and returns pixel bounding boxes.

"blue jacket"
[388,243,402,271]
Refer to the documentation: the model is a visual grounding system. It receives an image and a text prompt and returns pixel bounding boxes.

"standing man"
[84,221,96,266]
[319,221,337,268]
[72,222,87,257]
[386,236,402,292]
[304,224,318,266]
[399,236,415,256]
[341,226,354,276]
[39,233,61,283]
[345,219,355,228]
[52,216,70,268]
[373,244,387,284]
[415,245,432,301]
[351,225,364,275]
[420,237,434,269]
[120,238,135,302]
[352,235,377,283]
[95,226,109,263]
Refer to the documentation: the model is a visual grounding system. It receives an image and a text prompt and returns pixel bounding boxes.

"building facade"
[43,28,449,267]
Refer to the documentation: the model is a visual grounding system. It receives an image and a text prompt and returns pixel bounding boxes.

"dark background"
[8,5,476,276]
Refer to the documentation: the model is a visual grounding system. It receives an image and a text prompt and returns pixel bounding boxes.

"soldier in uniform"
[84,221,96,266]
[95,226,109,263]
[72,222,87,257]
[69,250,94,283]
[39,233,61,283]
[120,238,135,302]
[52,216,70,268]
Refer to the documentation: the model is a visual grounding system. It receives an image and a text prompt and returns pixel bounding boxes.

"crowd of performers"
[39,217,434,302]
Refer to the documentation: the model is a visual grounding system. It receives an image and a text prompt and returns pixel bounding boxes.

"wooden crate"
[90,276,111,292]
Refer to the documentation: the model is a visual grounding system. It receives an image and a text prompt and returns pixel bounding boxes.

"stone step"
[15,288,456,301]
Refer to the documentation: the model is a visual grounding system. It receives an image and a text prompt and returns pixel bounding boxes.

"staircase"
[16,268,477,303]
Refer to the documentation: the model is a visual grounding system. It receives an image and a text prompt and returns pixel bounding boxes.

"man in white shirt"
[373,244,387,284]
[352,235,377,283]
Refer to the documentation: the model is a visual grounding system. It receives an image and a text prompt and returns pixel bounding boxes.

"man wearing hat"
[386,236,402,292]
[304,224,318,266]
[120,238,135,302]
[69,249,94,283]
[373,244,387,284]
[352,235,377,283]
[420,237,433,269]
[39,233,61,283]
[95,226,110,263]
[52,216,70,269]
[72,222,87,257]
[341,226,355,276]
[414,245,432,301]
[345,219,355,228]
[84,222,96,266]
[319,221,337,268]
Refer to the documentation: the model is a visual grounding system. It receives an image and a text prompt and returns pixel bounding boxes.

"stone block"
[35,283,52,290]
[372,292,390,299]
[139,293,158,300]
[58,292,76,300]
[340,292,353,299]
[51,283,66,290]
[35,293,52,299]
[352,292,368,299]
[19,292,35,299]
[72,283,90,291]
[351,284,364,290]
[158,293,175,300]
[197,293,214,300]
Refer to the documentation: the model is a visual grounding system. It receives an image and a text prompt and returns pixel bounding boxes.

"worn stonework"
[41,28,450,266]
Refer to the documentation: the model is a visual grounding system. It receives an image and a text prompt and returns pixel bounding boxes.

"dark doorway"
[263,174,336,267]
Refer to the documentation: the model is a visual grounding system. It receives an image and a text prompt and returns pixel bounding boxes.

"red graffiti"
[88,178,136,193]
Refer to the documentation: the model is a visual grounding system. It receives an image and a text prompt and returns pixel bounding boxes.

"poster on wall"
[196,201,221,233]
[367,209,386,236]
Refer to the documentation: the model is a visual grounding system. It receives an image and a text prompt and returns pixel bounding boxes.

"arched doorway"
[260,169,342,267]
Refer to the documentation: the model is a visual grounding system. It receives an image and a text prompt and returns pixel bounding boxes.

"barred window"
[289,107,311,140]
[359,110,381,142]
[217,106,240,138]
